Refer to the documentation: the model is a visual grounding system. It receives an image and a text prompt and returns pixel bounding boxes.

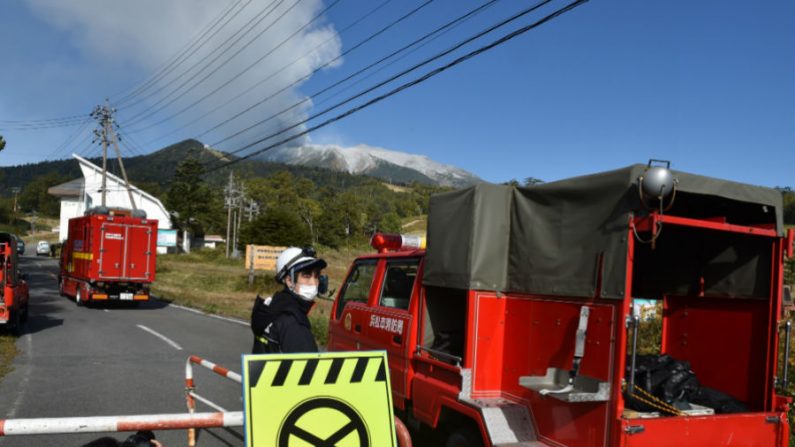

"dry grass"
[401,215,427,235]
[0,335,18,380]
[23,217,61,243]
[151,245,364,345]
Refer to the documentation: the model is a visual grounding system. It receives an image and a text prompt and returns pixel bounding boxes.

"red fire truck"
[59,208,158,305]
[327,163,795,447]
[0,233,29,335]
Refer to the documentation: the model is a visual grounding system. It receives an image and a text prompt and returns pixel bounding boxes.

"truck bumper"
[620,413,789,446]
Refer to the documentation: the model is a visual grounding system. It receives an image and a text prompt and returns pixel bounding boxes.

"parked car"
[36,241,51,256]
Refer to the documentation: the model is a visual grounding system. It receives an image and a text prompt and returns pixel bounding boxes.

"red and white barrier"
[0,411,243,436]
[185,355,242,447]
[0,355,411,447]
[185,355,242,387]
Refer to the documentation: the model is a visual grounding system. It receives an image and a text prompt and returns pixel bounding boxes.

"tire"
[445,425,484,447]
[75,288,83,306]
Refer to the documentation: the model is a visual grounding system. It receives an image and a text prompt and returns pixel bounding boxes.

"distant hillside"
[0,139,433,196]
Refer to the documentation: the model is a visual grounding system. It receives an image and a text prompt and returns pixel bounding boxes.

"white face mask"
[296,284,318,301]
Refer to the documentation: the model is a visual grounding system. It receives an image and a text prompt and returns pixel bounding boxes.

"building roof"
[47,178,84,198]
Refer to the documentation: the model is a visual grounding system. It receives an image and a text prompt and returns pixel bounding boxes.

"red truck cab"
[328,164,794,447]
[0,232,29,335]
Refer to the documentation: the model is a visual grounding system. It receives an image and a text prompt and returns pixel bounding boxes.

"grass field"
[150,243,368,346]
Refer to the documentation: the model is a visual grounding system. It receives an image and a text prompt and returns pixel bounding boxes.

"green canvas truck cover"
[423,164,783,299]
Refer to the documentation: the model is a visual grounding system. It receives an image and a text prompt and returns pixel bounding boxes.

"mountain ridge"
[0,139,478,194]
[260,143,481,187]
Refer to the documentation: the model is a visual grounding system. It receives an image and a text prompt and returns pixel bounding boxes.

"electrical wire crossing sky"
[0,0,792,188]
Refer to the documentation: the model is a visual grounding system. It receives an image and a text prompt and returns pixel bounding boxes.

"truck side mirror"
[319,274,329,295]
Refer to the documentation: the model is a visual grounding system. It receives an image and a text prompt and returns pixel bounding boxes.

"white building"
[48,154,173,242]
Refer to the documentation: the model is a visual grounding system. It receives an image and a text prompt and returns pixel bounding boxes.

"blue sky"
[1,0,793,187]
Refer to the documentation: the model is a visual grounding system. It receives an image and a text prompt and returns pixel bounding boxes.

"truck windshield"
[335,260,378,319]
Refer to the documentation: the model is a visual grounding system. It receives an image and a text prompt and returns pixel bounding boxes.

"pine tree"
[166,158,213,236]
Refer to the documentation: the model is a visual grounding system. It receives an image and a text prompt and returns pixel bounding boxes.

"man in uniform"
[250,247,327,353]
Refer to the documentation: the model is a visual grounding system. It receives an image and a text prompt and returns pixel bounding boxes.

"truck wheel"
[20,305,28,324]
[446,425,484,447]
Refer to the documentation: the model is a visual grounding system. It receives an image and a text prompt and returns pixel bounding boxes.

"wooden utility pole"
[91,101,137,211]
[100,117,108,207]
[224,172,236,258]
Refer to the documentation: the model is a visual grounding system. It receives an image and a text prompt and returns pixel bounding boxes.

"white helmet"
[275,247,327,284]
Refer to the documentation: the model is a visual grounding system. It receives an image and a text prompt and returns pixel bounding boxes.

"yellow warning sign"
[242,351,396,447]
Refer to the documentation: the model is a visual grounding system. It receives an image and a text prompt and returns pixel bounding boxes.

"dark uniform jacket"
[251,289,318,353]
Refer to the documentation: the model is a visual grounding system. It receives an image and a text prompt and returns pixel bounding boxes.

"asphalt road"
[0,250,252,447]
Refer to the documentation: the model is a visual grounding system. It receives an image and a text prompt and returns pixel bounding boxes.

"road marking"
[157,299,248,327]
[136,324,183,351]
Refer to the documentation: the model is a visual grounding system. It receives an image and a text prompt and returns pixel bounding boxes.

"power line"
[207,0,589,173]
[121,0,296,123]
[116,128,149,156]
[45,119,94,160]
[0,117,91,131]
[134,0,397,144]
[202,0,495,150]
[0,114,88,125]
[113,0,248,106]
[125,0,342,129]
[315,0,489,111]
[207,0,510,151]
[116,0,258,110]
[116,0,276,115]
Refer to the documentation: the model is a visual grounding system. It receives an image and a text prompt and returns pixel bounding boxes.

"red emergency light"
[370,233,426,253]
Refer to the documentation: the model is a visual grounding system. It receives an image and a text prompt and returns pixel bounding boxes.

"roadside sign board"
[245,245,287,271]
[156,229,177,247]
[242,351,397,447]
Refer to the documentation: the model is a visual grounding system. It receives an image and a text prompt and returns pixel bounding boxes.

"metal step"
[462,398,545,446]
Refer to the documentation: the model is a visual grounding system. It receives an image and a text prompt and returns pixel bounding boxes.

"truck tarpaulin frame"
[423,164,783,299]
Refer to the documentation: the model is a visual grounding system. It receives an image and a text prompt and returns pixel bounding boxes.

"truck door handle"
[354,324,361,333]
[392,335,402,345]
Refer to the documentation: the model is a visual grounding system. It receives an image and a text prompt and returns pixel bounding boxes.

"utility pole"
[224,172,238,258]
[10,187,20,224]
[234,184,246,257]
[91,101,137,210]
[245,199,260,222]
